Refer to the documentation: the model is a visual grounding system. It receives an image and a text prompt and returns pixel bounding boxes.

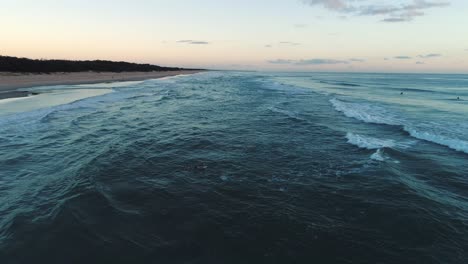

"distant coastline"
[0,56,205,99]
[0,56,195,73]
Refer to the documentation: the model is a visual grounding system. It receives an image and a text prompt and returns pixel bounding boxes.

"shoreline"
[0,70,204,99]
[0,91,39,100]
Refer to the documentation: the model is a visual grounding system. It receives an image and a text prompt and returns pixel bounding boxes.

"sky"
[1,0,468,73]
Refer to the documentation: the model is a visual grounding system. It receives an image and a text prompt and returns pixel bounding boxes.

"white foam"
[346,133,396,150]
[345,133,400,162]
[75,80,144,88]
[330,98,400,126]
[405,127,468,154]
[370,149,386,161]
[331,98,468,155]
[220,175,228,181]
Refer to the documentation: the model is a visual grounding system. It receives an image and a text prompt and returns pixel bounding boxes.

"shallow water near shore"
[0,71,467,263]
[0,88,113,116]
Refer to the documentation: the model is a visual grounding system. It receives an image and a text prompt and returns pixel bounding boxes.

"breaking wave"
[346,133,395,150]
[331,98,468,154]
[405,127,468,154]
[330,98,400,126]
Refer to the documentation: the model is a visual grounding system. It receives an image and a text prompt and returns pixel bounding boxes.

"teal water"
[0,72,467,263]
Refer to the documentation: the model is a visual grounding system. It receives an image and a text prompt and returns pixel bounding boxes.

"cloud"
[301,0,351,11]
[394,56,412,59]
[294,24,308,28]
[268,58,349,65]
[418,53,442,58]
[265,44,272,48]
[268,59,296,64]
[177,40,210,45]
[279,41,301,46]
[297,59,349,65]
[382,17,409,22]
[349,58,365,62]
[416,61,425,64]
[302,0,450,22]
[190,41,210,45]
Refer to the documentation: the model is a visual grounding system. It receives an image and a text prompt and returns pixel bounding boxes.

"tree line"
[0,56,188,73]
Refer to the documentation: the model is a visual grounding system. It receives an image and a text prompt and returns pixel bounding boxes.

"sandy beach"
[0,70,203,99]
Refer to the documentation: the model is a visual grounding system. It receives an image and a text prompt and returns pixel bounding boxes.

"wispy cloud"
[279,41,301,46]
[418,53,442,58]
[177,40,210,45]
[416,61,425,64]
[301,0,450,22]
[268,59,296,64]
[349,58,365,62]
[394,56,412,59]
[268,58,349,65]
[382,17,409,22]
[297,59,349,65]
[265,44,272,48]
[301,0,350,11]
[190,41,210,45]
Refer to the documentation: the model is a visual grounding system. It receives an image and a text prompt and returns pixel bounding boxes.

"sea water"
[0,72,467,263]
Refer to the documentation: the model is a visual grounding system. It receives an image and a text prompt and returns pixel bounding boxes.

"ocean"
[0,71,467,263]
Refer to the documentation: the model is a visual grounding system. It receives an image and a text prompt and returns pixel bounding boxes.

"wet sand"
[0,70,203,99]
[0,91,36,100]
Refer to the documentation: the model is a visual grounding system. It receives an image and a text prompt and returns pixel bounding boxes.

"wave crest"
[330,98,399,125]
[405,127,468,154]
[346,133,395,150]
[331,98,468,155]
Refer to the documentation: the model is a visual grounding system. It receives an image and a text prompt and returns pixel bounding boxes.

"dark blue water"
[1,72,467,263]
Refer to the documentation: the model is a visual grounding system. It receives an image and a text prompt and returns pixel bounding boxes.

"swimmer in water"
[400,92,404,95]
